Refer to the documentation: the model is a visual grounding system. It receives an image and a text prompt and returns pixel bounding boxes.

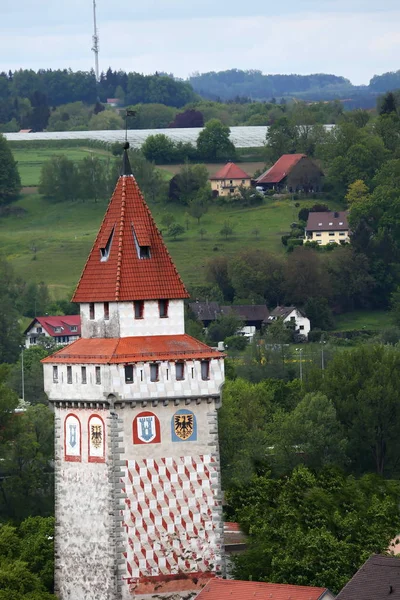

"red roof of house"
[72,168,189,303]
[25,316,81,338]
[210,162,251,180]
[196,579,331,600]
[41,334,223,364]
[256,154,307,184]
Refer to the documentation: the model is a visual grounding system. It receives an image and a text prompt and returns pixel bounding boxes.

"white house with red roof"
[209,162,251,197]
[42,144,225,600]
[24,315,81,348]
[256,154,323,193]
[195,578,334,600]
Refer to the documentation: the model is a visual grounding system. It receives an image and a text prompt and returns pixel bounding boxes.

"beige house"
[210,162,251,197]
[305,211,350,246]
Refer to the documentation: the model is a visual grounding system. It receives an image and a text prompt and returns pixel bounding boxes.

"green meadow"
[13,147,112,187]
[2,143,343,302]
[0,192,321,298]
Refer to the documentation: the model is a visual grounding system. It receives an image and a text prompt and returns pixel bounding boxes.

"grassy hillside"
[2,145,342,300]
[13,147,112,187]
[0,191,340,299]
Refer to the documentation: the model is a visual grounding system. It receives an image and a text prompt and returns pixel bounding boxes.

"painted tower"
[42,147,225,600]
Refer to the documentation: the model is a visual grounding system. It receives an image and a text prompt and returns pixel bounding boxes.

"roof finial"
[121,141,132,176]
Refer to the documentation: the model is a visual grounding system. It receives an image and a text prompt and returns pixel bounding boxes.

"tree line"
[190,68,400,102]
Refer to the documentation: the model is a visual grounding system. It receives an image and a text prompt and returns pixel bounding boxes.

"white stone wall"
[80,300,185,339]
[44,358,224,402]
[284,310,311,339]
[54,407,116,600]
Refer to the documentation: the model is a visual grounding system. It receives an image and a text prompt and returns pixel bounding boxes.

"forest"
[2,66,400,133]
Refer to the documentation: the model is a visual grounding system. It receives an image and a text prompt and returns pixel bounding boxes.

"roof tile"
[210,162,251,180]
[196,579,331,600]
[41,334,224,364]
[72,174,189,303]
[256,154,307,184]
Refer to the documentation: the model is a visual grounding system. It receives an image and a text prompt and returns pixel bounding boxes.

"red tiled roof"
[256,154,307,184]
[210,162,251,180]
[72,174,189,302]
[41,334,223,364]
[306,211,349,232]
[196,579,331,600]
[25,316,81,337]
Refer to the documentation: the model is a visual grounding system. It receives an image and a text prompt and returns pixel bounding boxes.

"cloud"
[0,5,400,84]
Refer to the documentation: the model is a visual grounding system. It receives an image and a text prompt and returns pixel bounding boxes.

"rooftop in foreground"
[42,334,224,364]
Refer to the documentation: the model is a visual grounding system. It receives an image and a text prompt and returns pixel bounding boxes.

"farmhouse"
[190,302,270,340]
[268,306,310,339]
[305,210,350,245]
[209,162,251,197]
[24,315,81,348]
[256,154,324,193]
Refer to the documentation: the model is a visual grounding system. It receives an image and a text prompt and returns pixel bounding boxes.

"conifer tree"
[0,134,21,205]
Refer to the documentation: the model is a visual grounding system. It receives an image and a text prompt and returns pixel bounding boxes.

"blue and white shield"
[137,415,156,443]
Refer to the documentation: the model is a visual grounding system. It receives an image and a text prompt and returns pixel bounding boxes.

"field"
[13,147,112,187]
[332,310,392,331]
[2,143,344,301]
[0,192,330,299]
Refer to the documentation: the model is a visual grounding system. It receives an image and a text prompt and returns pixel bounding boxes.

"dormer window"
[139,246,150,259]
[133,227,151,260]
[329,222,333,226]
[71,326,77,332]
[100,228,114,262]
[54,327,62,333]
[318,223,322,226]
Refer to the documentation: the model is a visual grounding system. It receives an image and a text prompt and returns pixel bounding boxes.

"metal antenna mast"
[92,0,100,81]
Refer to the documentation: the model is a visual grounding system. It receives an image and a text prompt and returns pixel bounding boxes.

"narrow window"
[67,366,72,384]
[53,366,58,383]
[125,365,134,384]
[81,366,87,384]
[100,228,114,262]
[95,366,101,385]
[89,303,95,320]
[201,360,210,381]
[159,299,169,318]
[176,362,184,381]
[134,300,144,319]
[104,302,109,320]
[150,363,159,382]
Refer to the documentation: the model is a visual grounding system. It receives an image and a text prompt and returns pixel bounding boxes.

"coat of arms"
[69,424,77,448]
[91,424,102,449]
[133,412,161,444]
[173,411,195,441]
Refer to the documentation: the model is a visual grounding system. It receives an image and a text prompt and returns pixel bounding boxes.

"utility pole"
[92,0,100,82]
[21,346,25,402]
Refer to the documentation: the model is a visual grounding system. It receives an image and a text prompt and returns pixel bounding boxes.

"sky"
[0,1,399,84]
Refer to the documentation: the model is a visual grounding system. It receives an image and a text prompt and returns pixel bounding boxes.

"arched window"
[64,414,81,462]
[88,414,105,463]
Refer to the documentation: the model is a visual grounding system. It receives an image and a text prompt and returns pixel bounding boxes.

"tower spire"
[121,142,132,176]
